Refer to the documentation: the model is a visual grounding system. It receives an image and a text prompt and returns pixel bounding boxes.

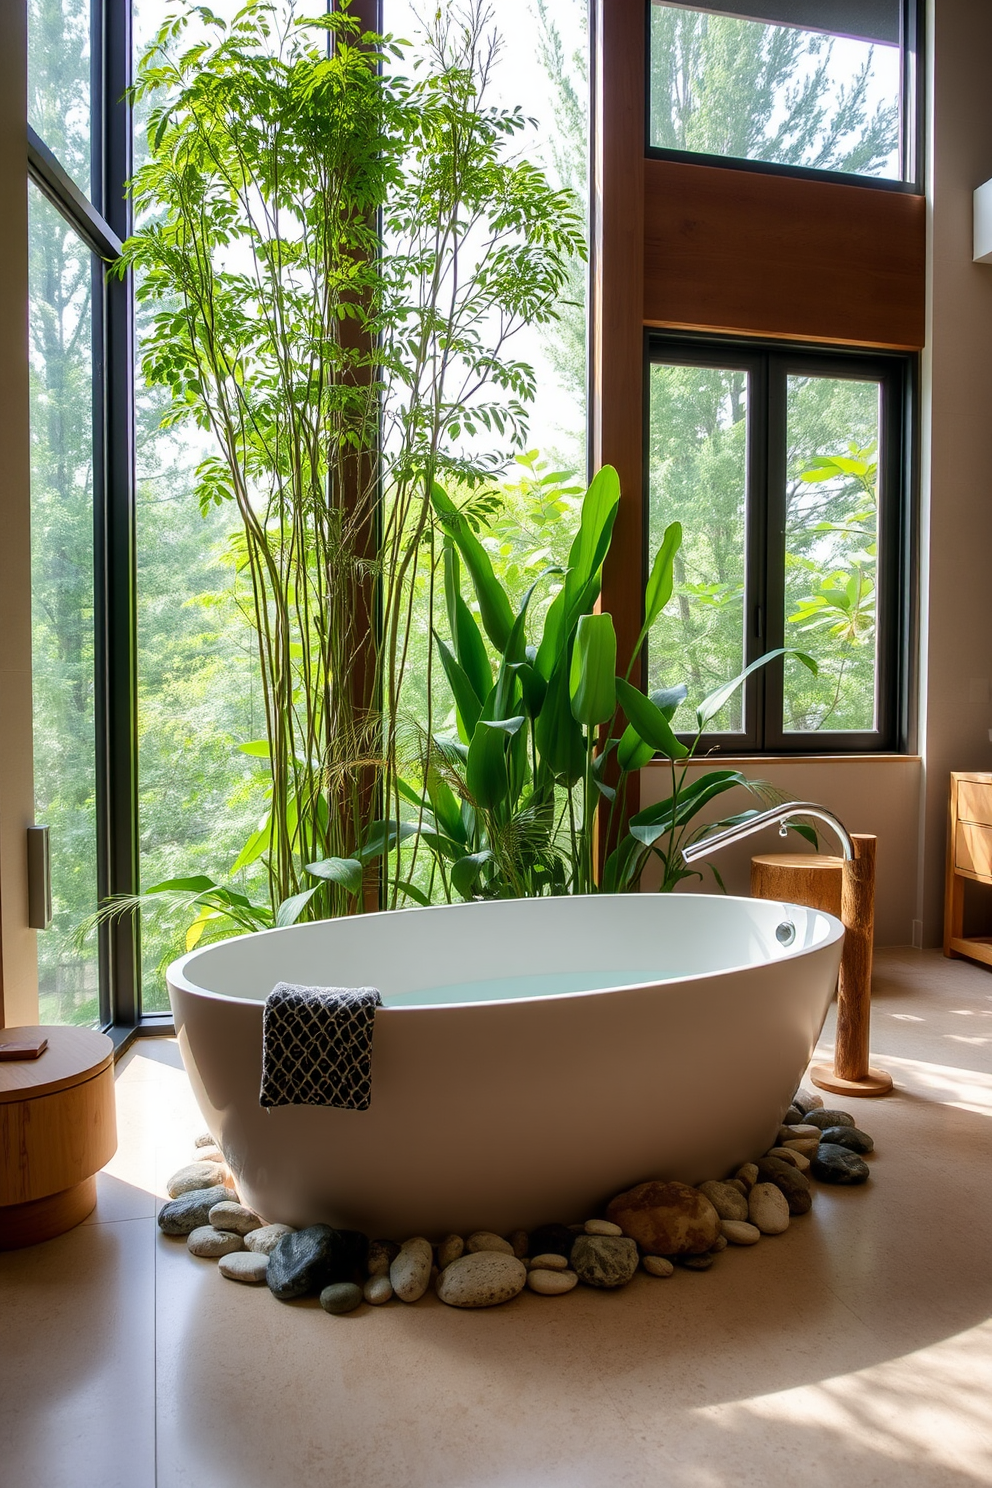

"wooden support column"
[811,834,893,1098]
[593,0,646,822]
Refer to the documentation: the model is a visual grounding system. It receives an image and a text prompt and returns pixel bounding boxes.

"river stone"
[584,1219,623,1236]
[785,1123,823,1142]
[508,1230,529,1259]
[734,1163,759,1191]
[158,1186,232,1236]
[642,1255,675,1276]
[725,1178,749,1197]
[364,1274,393,1305]
[711,1234,728,1252]
[435,1252,527,1308]
[811,1143,871,1184]
[367,1238,399,1276]
[677,1252,715,1270]
[699,1180,749,1222]
[765,1146,801,1167]
[721,1219,761,1245]
[606,1180,721,1256]
[391,1237,433,1302]
[748,1182,790,1234]
[780,1147,812,1172]
[219,1251,269,1283]
[320,1282,363,1314]
[268,1225,367,1301]
[820,1125,874,1155]
[527,1267,579,1295]
[792,1088,824,1115]
[187,1225,245,1259]
[803,1107,856,1132]
[244,1223,294,1255]
[782,1137,820,1159]
[531,1252,569,1271]
[783,1104,804,1125]
[167,1161,228,1199]
[570,1235,639,1289]
[757,1157,813,1215]
[466,1230,514,1256]
[208,1201,262,1236]
[194,1131,216,1148]
[436,1235,465,1270]
[527,1224,576,1259]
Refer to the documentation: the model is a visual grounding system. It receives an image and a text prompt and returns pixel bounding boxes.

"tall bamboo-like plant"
[115,0,583,931]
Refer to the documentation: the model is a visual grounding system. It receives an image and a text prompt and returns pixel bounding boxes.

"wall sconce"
[974,179,992,263]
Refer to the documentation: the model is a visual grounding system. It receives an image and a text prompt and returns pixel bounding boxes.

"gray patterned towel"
[259,983,382,1110]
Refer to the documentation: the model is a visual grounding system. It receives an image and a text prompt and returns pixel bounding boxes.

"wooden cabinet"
[945,772,992,966]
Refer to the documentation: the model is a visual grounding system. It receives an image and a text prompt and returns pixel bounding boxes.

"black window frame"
[643,330,913,756]
[27,0,143,1044]
[644,0,925,195]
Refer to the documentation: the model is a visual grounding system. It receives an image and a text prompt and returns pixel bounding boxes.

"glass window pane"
[783,374,881,732]
[28,183,100,1027]
[28,0,92,196]
[647,363,748,732]
[132,0,275,1010]
[649,1,903,181]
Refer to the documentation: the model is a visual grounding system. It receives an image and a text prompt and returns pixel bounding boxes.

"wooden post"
[811,834,893,1098]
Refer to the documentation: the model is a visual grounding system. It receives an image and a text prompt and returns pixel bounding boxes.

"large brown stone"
[605,1180,721,1256]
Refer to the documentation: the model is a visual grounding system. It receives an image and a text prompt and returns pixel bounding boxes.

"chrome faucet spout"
[681,801,855,866]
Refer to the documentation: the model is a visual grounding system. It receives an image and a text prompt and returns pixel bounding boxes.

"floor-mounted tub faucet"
[681,800,855,867]
[682,799,894,1100]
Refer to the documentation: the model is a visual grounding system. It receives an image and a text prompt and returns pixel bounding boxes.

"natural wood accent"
[0,1176,97,1251]
[0,1024,113,1101]
[944,773,992,967]
[750,852,843,917]
[0,1025,116,1246]
[594,0,646,702]
[643,157,926,350]
[594,0,646,833]
[811,833,892,1097]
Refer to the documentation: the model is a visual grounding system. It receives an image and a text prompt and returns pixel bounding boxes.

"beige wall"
[638,0,992,952]
[639,756,923,947]
[917,0,992,944]
[0,0,38,1027]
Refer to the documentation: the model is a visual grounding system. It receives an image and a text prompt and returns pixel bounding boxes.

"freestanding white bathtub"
[166,893,843,1237]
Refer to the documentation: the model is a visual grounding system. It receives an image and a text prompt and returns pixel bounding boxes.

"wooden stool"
[0,1026,117,1249]
[751,839,893,1099]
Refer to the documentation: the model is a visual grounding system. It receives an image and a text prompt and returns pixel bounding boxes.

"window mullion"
[92,0,140,1028]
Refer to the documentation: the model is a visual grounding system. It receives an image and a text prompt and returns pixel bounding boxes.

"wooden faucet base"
[809,1063,894,1098]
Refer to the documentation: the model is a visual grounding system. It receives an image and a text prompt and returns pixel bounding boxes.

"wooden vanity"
[945,771,992,967]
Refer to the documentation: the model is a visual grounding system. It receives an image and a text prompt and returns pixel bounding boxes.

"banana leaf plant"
[387,464,818,901]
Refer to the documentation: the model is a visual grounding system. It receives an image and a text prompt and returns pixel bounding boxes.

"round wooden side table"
[0,1025,117,1249]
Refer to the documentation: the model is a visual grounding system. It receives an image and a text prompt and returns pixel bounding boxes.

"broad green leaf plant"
[392,465,818,903]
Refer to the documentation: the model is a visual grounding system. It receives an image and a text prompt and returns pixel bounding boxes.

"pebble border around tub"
[157,1088,875,1312]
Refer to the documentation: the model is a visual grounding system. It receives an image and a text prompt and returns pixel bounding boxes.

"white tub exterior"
[166,894,843,1236]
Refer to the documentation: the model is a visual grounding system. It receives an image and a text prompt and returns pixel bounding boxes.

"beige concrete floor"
[2,947,992,1488]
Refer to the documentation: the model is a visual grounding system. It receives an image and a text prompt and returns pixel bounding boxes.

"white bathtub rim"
[166,892,845,1013]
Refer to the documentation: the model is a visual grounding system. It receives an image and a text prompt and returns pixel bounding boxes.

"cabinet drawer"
[957,779,992,827]
[956,821,992,878]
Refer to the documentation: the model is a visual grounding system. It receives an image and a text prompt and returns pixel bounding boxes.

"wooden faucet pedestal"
[0,1026,117,1249]
[751,838,893,1098]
